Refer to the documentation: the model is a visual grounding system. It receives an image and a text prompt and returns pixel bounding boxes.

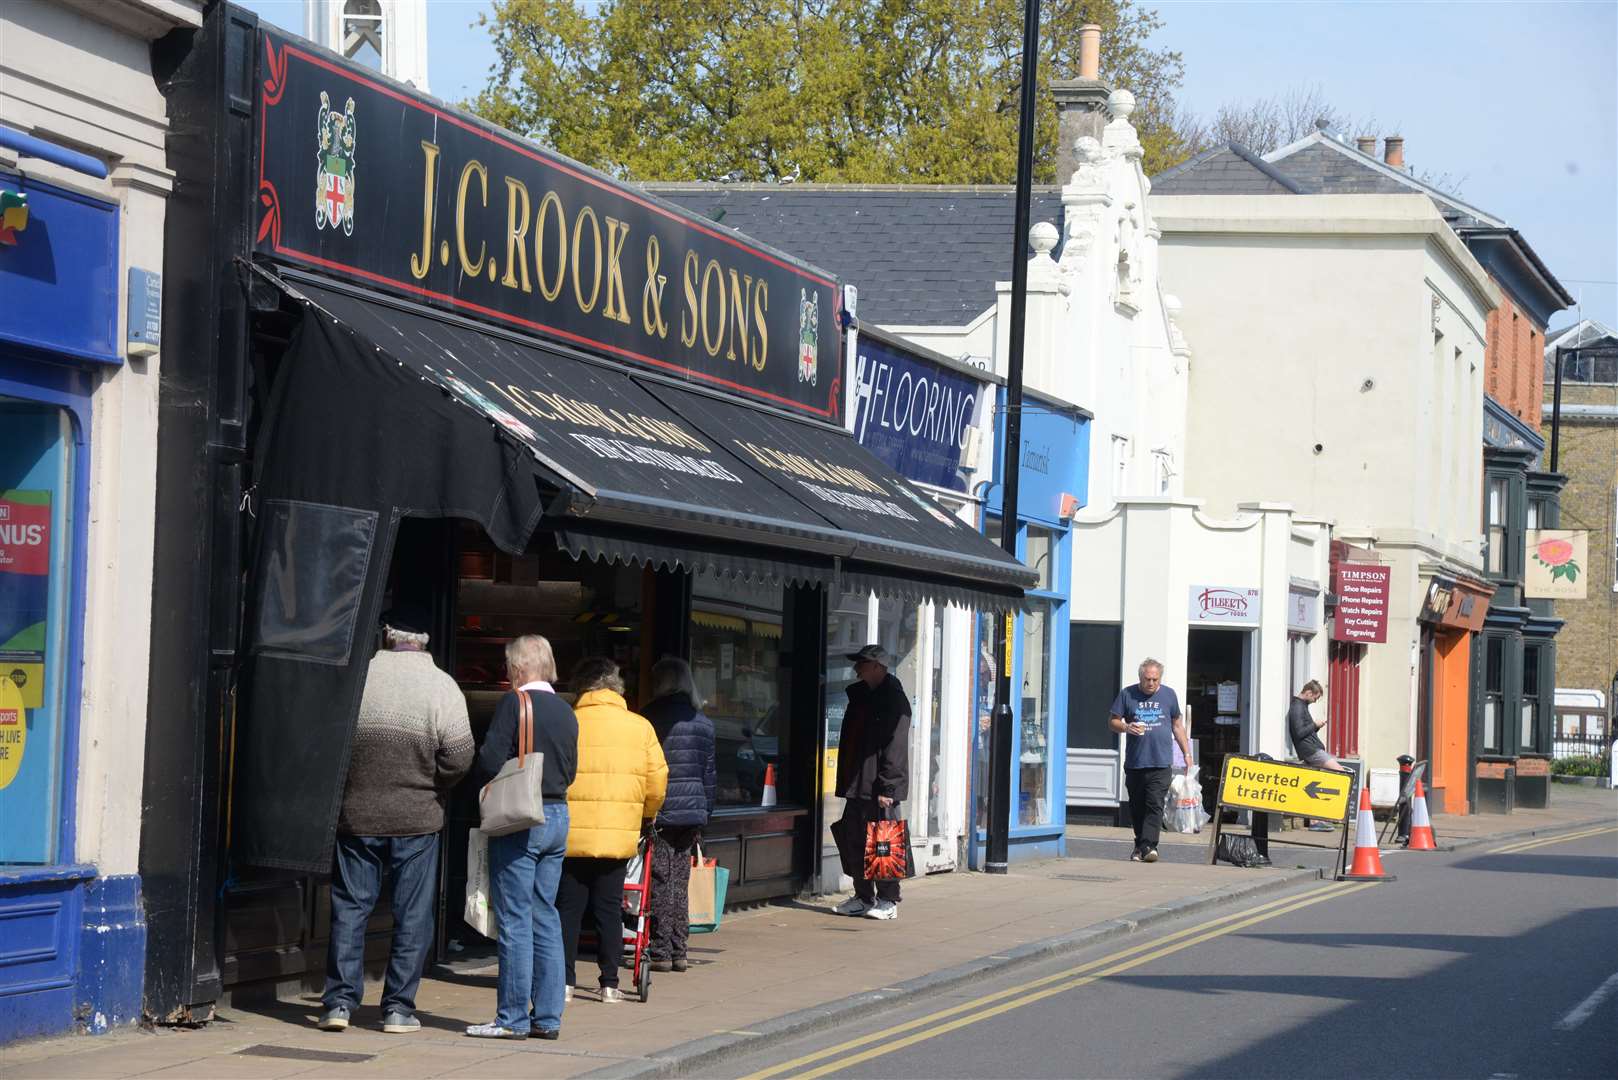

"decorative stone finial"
[1106,88,1136,121]
[1074,135,1103,164]
[1029,221,1060,258]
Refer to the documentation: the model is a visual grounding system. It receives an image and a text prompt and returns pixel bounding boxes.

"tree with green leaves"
[471,0,1191,183]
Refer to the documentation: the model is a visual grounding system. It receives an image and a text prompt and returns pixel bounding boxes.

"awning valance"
[280,273,1034,610]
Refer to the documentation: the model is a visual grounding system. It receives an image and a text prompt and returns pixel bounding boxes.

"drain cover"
[1055,873,1121,883]
[237,1044,377,1064]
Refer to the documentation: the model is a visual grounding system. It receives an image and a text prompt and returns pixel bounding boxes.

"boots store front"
[139,8,1032,1018]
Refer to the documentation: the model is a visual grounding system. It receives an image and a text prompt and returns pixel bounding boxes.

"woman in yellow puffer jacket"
[559,657,667,1001]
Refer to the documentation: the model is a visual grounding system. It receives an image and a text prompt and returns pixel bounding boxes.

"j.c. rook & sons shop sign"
[253,32,843,420]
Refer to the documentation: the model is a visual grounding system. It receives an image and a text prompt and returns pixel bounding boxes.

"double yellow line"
[1491,824,1618,855]
[742,880,1375,1080]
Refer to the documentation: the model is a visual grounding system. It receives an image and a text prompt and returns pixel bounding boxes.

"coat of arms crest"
[315,91,357,235]
[797,288,819,385]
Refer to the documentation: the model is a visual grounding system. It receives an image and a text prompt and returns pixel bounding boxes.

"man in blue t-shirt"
[1109,658,1192,863]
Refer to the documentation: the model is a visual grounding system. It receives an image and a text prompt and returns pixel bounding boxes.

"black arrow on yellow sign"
[1304,780,1343,800]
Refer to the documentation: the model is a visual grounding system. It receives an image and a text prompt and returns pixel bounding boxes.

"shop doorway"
[1185,627,1253,815]
[819,593,956,891]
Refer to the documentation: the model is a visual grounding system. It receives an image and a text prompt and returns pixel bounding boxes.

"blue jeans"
[322,832,440,1016]
[489,804,569,1032]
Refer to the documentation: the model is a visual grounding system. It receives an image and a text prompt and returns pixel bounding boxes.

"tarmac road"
[723,824,1618,1080]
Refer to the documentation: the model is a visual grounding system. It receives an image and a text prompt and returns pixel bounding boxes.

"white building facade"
[903,91,1333,820]
[0,0,203,1043]
[1153,192,1499,794]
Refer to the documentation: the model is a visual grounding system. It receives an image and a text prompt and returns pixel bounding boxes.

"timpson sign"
[1331,563,1391,644]
[253,30,843,420]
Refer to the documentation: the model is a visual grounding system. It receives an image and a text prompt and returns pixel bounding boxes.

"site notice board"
[1207,755,1358,870]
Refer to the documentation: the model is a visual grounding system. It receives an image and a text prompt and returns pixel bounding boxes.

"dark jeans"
[650,825,701,962]
[837,799,901,904]
[1125,767,1173,853]
[322,832,439,1017]
[558,856,628,988]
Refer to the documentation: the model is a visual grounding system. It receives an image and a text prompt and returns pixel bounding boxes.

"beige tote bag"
[478,690,546,836]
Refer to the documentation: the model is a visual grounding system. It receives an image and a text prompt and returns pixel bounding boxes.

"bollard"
[1395,754,1414,843]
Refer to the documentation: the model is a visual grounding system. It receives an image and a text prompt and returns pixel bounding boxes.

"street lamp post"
[986,0,1042,876]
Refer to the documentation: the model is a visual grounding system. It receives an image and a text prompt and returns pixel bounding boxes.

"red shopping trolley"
[619,829,655,1002]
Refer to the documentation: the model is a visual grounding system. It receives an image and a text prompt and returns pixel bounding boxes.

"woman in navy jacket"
[641,657,717,971]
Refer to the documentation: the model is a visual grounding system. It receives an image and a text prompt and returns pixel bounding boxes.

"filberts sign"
[1188,585,1261,627]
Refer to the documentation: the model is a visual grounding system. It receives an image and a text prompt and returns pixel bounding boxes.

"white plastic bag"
[622,848,646,916]
[464,828,499,939]
[1166,770,1211,834]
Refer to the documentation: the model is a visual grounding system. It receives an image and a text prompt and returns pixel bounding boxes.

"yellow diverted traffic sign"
[1216,755,1352,822]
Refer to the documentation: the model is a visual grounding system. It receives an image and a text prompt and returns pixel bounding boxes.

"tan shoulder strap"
[518,689,534,767]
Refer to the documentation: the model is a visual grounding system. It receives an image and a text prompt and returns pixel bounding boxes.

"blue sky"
[237,0,1616,331]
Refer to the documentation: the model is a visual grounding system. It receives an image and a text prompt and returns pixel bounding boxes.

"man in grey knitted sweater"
[319,609,473,1035]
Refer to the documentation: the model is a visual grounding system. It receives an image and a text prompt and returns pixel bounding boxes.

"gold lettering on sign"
[455,159,488,278]
[732,440,888,495]
[502,177,532,292]
[680,251,700,348]
[642,235,669,339]
[534,190,566,303]
[485,380,710,452]
[409,140,441,280]
[571,205,602,314]
[752,280,768,371]
[726,269,753,366]
[602,216,631,325]
[700,258,725,358]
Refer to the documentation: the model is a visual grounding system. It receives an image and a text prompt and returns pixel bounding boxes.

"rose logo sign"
[1532,536,1580,583]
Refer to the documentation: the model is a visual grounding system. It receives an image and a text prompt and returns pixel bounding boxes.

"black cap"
[845,644,892,667]
[382,601,431,635]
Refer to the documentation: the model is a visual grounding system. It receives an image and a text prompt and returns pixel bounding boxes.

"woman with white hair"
[641,657,717,971]
[465,635,577,1041]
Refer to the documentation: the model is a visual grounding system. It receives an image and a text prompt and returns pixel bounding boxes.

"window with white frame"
[1486,476,1508,576]
[1111,435,1130,498]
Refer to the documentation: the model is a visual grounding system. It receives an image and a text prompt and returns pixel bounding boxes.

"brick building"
[1541,321,1618,707]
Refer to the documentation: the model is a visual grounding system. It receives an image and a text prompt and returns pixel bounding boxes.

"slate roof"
[1262,131,1506,227]
[1545,319,1618,352]
[1152,130,1571,315]
[643,183,1066,326]
[1150,144,1303,195]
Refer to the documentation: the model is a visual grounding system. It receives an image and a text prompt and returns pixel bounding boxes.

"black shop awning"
[283,275,1033,609]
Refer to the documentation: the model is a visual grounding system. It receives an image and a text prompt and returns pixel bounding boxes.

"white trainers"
[564,985,573,1003]
[832,896,870,917]
[599,986,624,1003]
[864,900,898,921]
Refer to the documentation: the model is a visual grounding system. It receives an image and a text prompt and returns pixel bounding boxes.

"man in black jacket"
[832,645,911,921]
[1288,680,1340,770]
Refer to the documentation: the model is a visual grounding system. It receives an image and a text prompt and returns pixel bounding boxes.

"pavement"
[2,786,1611,1080]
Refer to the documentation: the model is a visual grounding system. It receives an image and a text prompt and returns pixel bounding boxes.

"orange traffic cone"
[1405,779,1438,851]
[760,763,778,808]
[1338,785,1396,881]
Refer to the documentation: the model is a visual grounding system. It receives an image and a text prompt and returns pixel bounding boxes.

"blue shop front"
[0,157,130,1041]
[974,390,1091,863]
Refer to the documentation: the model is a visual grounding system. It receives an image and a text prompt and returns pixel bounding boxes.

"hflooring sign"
[1216,755,1352,822]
